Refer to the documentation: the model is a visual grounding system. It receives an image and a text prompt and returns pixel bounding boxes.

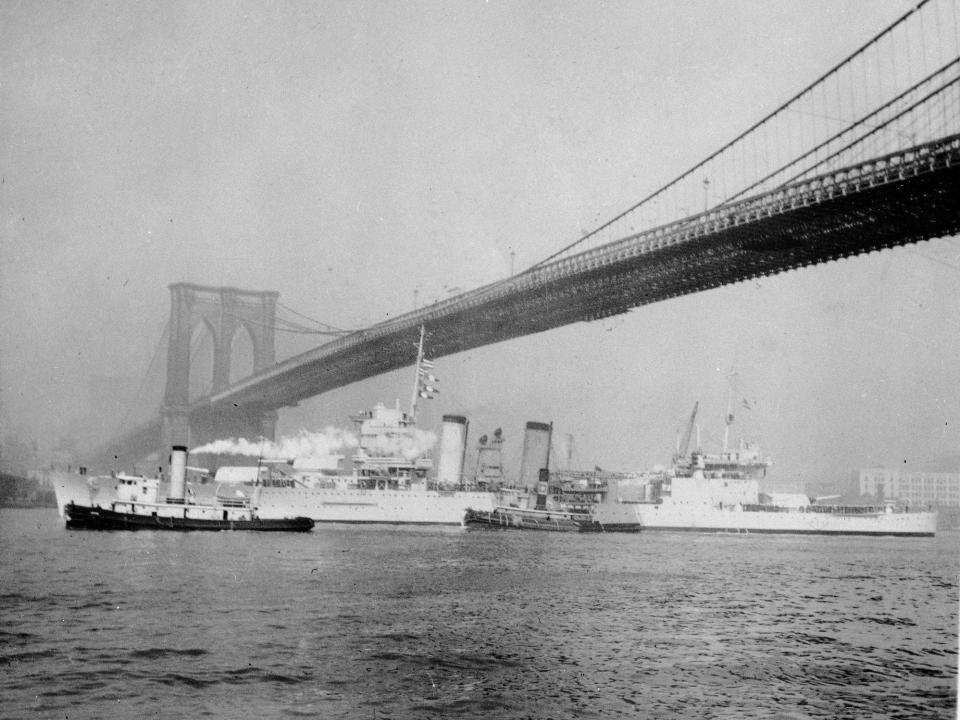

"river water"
[1,508,957,719]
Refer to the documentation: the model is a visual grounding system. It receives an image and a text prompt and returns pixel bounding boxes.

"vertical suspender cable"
[525,2,931,270]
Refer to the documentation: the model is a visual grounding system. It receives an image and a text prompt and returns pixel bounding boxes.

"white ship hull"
[51,471,115,517]
[630,502,937,536]
[53,471,498,526]
[253,486,497,525]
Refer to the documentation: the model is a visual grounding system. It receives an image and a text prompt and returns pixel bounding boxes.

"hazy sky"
[2,1,958,488]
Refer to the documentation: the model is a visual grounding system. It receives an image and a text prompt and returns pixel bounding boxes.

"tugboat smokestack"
[169,445,187,504]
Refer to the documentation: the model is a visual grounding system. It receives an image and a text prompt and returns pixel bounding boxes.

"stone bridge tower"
[160,283,279,457]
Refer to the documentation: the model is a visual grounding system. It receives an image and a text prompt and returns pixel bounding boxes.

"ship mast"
[723,395,732,453]
[723,369,737,453]
[409,325,426,424]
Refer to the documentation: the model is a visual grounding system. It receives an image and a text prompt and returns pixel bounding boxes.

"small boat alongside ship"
[465,507,589,532]
[61,446,313,532]
[464,506,640,533]
[465,468,643,533]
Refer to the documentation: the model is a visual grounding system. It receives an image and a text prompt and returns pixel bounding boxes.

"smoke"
[191,427,359,465]
[191,426,438,464]
[362,427,437,461]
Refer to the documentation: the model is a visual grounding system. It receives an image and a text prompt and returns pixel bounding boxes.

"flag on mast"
[418,369,439,383]
[418,360,439,399]
[409,325,440,423]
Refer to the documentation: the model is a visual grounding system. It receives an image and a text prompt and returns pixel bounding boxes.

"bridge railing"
[527,134,960,287]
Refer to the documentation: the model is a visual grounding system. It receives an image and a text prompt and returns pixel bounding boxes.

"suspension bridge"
[92,0,960,470]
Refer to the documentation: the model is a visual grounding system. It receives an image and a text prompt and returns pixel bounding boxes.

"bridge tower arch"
[160,283,279,456]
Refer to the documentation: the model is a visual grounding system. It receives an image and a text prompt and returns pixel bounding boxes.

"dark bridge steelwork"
[92,135,960,468]
[212,138,960,410]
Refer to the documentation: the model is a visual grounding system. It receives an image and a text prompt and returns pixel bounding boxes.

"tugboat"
[465,466,643,533]
[63,446,314,532]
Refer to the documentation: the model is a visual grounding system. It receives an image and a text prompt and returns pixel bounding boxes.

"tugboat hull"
[64,503,314,532]
[465,507,642,533]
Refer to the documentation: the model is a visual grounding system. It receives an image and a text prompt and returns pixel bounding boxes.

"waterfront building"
[859,468,960,508]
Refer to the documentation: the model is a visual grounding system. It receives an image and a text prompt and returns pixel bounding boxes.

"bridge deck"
[97,135,960,466]
[208,136,960,410]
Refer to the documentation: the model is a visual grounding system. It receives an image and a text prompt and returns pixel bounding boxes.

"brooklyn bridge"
[92,0,960,469]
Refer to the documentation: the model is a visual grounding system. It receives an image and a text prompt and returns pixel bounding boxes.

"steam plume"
[191,427,359,466]
[362,427,437,460]
[191,426,438,464]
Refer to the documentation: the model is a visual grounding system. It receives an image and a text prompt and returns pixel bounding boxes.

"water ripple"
[1,510,957,719]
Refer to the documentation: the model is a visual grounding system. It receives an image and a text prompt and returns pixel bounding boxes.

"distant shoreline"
[0,500,57,509]
[0,473,57,509]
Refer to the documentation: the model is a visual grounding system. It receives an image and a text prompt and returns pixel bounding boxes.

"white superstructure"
[215,326,499,525]
[625,406,937,536]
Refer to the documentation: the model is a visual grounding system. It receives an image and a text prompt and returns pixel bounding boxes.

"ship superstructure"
[627,403,937,536]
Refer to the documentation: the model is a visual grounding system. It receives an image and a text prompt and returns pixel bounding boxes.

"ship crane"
[675,401,699,461]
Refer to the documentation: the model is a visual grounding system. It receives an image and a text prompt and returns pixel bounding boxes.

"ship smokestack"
[168,445,187,504]
[519,421,552,491]
[475,428,504,487]
[437,415,468,486]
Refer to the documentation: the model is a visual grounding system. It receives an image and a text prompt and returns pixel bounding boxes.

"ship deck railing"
[215,497,250,508]
[742,503,926,515]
